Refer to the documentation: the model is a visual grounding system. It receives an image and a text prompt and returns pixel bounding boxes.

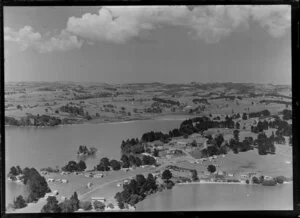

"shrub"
[275,176,285,184]
[162,169,172,181]
[262,179,277,186]
[165,180,175,189]
[252,176,260,184]
[93,200,105,211]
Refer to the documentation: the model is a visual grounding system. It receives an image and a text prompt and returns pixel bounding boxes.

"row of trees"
[95,154,157,172]
[95,157,121,171]
[5,115,62,127]
[60,105,85,116]
[249,109,271,118]
[152,97,180,106]
[61,160,87,172]
[41,192,80,213]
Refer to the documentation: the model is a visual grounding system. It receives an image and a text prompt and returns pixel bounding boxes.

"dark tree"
[121,155,130,168]
[191,169,199,181]
[77,160,86,172]
[242,113,247,120]
[23,168,51,203]
[233,130,240,142]
[162,169,172,181]
[41,196,61,213]
[207,164,216,174]
[69,192,80,211]
[110,159,121,170]
[135,156,142,167]
[9,166,18,176]
[153,149,159,157]
[13,195,27,209]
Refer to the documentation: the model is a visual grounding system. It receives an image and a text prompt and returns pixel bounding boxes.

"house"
[116,183,122,187]
[239,174,248,179]
[60,171,68,175]
[227,173,234,177]
[94,174,103,178]
[217,171,224,176]
[91,197,106,204]
[61,179,68,184]
[47,178,55,183]
[123,179,130,184]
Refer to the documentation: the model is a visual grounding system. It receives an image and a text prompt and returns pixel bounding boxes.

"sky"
[4,5,291,85]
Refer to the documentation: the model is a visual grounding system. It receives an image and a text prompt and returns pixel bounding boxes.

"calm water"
[136,183,293,211]
[5,119,183,205]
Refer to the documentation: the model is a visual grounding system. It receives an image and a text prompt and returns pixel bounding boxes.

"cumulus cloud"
[66,5,291,44]
[5,5,291,52]
[4,26,83,53]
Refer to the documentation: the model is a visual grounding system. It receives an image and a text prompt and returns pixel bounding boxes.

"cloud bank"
[5,5,291,52]
[4,26,83,53]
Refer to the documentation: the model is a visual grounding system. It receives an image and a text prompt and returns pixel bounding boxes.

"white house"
[47,178,55,183]
[61,179,68,184]
[91,197,106,204]
[94,174,104,178]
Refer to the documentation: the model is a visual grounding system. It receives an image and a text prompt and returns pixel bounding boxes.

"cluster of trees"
[5,115,62,127]
[8,165,23,178]
[41,192,80,213]
[121,138,145,154]
[61,160,87,172]
[141,131,170,143]
[249,110,271,118]
[152,97,180,106]
[12,195,27,209]
[77,145,97,156]
[22,167,51,203]
[223,130,254,154]
[192,98,210,105]
[115,173,158,208]
[251,120,269,133]
[143,107,162,113]
[5,116,20,126]
[202,134,228,157]
[95,157,122,171]
[251,175,285,186]
[60,105,85,116]
[251,117,291,144]
[254,132,276,155]
[268,118,292,137]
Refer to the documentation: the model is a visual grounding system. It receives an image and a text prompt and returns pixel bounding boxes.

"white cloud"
[5,5,291,52]
[66,5,291,44]
[4,26,83,53]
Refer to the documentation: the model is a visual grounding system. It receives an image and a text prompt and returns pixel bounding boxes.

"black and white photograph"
[3,5,292,213]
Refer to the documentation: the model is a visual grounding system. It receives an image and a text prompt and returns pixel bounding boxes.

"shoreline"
[176,181,293,185]
[4,113,193,128]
